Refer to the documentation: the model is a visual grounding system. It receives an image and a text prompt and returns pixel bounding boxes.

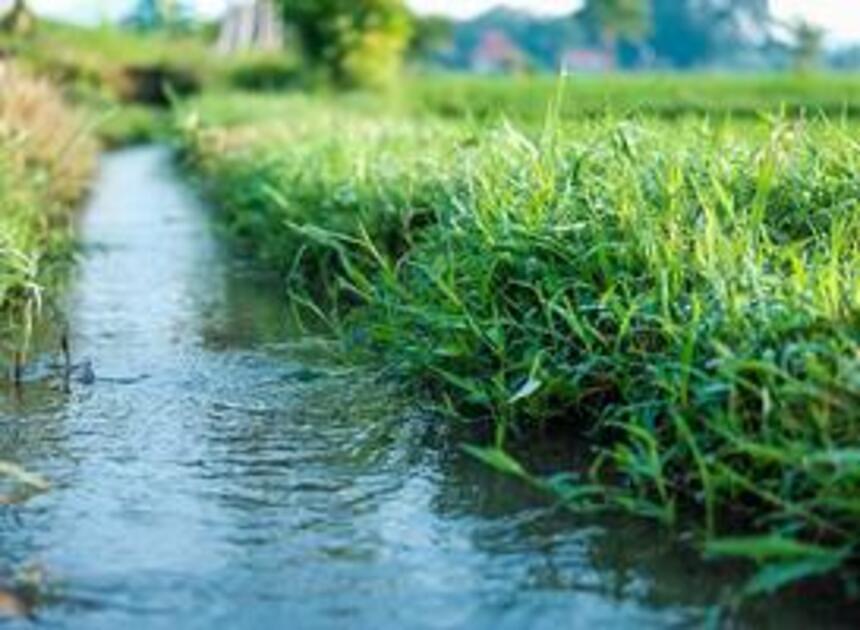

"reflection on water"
[0,147,854,628]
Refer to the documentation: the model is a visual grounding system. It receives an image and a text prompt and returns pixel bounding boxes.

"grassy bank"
[0,65,97,360]
[0,22,302,147]
[406,73,860,124]
[181,88,860,602]
[180,94,467,281]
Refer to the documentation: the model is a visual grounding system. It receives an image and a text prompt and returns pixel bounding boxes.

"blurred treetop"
[278,0,413,88]
[1,0,36,35]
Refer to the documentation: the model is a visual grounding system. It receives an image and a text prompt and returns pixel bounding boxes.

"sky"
[7,0,860,44]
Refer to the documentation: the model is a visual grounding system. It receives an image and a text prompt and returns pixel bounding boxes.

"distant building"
[470,30,526,74]
[559,48,614,73]
[216,0,284,55]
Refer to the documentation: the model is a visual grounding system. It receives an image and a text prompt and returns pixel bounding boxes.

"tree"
[278,0,412,88]
[409,15,453,60]
[126,0,193,32]
[831,45,860,71]
[649,0,773,68]
[582,0,651,64]
[1,0,36,35]
[789,20,824,72]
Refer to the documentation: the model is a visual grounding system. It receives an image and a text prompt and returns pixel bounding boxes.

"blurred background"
[2,1,858,186]
[2,1,859,80]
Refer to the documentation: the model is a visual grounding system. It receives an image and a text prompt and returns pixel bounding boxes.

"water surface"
[0,147,852,628]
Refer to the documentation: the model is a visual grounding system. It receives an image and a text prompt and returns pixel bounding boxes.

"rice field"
[180,83,860,602]
[404,74,860,123]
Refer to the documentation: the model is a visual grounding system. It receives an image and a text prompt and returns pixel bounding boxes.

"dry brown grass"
[0,61,97,204]
[0,63,97,352]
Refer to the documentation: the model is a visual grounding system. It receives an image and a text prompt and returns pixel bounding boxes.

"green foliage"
[708,536,850,597]
[0,21,213,103]
[405,74,860,124]
[0,22,231,143]
[181,86,860,599]
[461,446,529,480]
[228,54,301,91]
[96,105,171,148]
[180,94,463,280]
[650,0,770,68]
[0,68,96,355]
[584,0,651,47]
[278,0,413,88]
[409,15,453,59]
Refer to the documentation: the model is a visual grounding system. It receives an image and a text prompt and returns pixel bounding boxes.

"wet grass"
[179,95,467,284]
[181,88,860,605]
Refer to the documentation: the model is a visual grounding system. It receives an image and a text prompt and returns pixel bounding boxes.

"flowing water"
[0,147,853,628]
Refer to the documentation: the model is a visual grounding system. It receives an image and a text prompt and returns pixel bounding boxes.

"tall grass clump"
[182,92,859,598]
[338,117,860,598]
[181,95,471,293]
[0,63,96,365]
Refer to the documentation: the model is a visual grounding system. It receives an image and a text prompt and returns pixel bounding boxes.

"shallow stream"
[0,147,852,628]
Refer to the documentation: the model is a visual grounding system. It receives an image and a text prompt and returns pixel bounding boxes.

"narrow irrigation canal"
[0,147,848,628]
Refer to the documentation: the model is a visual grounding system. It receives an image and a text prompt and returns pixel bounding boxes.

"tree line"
[1,0,829,84]
[272,0,826,86]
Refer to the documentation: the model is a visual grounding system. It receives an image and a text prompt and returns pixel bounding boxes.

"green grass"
[180,88,860,603]
[0,22,306,147]
[404,73,860,124]
[95,104,173,148]
[3,18,859,609]
[184,72,860,130]
[0,66,96,361]
[179,94,468,281]
[0,23,206,148]
[0,21,215,93]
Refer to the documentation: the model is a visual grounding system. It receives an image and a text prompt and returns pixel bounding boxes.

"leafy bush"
[278,0,413,88]
[229,55,302,92]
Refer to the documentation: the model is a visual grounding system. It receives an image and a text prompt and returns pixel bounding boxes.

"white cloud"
[771,0,860,44]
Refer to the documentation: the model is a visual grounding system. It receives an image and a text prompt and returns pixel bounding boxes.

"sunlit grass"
[182,91,860,600]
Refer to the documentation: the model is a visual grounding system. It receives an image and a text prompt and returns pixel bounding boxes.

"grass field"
[405,73,860,123]
[180,82,860,601]
[0,65,96,360]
